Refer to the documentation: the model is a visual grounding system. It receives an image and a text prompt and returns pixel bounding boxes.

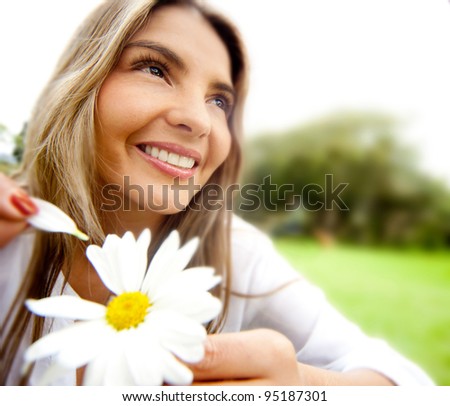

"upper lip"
[137,141,202,164]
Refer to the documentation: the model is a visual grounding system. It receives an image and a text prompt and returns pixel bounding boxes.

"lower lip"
[135,146,197,180]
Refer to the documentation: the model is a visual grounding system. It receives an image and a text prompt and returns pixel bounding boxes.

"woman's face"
[95,5,234,217]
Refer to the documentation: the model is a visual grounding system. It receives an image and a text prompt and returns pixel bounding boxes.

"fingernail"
[10,192,39,216]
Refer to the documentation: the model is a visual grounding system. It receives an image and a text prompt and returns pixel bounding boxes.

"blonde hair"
[1,0,247,384]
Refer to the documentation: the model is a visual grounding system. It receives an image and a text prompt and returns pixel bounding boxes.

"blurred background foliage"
[239,111,450,250]
[0,122,24,174]
[237,111,450,384]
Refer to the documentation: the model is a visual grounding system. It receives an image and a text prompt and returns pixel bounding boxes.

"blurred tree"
[239,112,450,248]
[0,122,22,174]
[12,122,26,163]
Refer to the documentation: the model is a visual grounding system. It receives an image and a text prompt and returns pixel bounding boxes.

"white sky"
[1,0,449,184]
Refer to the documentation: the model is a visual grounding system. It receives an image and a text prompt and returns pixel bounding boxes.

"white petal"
[166,237,199,277]
[134,229,151,290]
[26,297,105,320]
[83,351,109,386]
[103,335,136,386]
[152,292,222,324]
[86,245,121,295]
[36,363,73,386]
[118,231,150,292]
[161,351,194,386]
[28,197,89,241]
[125,335,165,386]
[102,233,134,293]
[102,233,122,251]
[83,333,131,386]
[142,234,200,298]
[55,322,113,369]
[141,230,180,294]
[92,231,150,294]
[117,231,139,292]
[146,310,206,363]
[175,266,221,291]
[24,321,103,364]
[152,267,220,298]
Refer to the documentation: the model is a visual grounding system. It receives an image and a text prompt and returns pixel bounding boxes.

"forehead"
[129,5,232,83]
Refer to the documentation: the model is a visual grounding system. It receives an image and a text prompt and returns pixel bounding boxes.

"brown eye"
[143,66,164,78]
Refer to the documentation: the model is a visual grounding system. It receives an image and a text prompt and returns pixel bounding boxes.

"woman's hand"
[191,329,301,385]
[0,172,38,248]
[190,329,395,386]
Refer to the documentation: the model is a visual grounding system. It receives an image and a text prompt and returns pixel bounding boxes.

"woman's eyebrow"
[213,82,236,102]
[125,40,235,99]
[125,40,186,71]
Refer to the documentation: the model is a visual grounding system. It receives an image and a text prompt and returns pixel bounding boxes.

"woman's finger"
[0,173,38,220]
[0,219,29,247]
[0,173,38,247]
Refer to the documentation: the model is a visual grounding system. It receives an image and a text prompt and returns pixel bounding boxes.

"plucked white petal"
[27,197,89,240]
[25,297,105,320]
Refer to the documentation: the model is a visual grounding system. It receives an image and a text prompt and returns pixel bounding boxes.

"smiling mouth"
[138,144,197,169]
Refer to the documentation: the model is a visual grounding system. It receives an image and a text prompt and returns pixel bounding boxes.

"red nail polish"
[10,193,38,216]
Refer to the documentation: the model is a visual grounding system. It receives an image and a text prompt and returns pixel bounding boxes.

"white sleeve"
[0,231,34,325]
[228,217,434,385]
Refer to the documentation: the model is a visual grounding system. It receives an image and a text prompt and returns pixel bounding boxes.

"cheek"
[95,75,153,143]
[212,127,233,168]
[96,83,133,140]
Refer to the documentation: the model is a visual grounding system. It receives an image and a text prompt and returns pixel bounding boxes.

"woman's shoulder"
[229,215,300,293]
[230,215,273,251]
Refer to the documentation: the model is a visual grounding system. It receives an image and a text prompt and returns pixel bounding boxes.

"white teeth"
[167,152,179,166]
[142,146,195,169]
[179,156,192,169]
[158,149,168,162]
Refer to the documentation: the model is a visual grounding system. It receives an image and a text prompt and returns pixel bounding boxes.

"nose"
[165,92,212,138]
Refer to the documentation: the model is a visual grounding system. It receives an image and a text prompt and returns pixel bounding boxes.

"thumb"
[190,330,278,382]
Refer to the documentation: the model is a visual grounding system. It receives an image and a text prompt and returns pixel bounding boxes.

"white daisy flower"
[27,197,89,241]
[24,229,222,386]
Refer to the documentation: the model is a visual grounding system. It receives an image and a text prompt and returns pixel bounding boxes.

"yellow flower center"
[106,292,150,331]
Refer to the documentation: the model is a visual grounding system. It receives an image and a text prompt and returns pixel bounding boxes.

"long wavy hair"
[1,0,247,385]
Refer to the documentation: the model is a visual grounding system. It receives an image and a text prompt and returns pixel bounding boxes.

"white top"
[0,216,434,385]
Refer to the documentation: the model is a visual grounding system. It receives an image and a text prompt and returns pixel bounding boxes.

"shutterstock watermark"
[100,174,349,212]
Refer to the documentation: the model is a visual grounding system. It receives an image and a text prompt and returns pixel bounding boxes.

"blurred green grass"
[274,237,450,385]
